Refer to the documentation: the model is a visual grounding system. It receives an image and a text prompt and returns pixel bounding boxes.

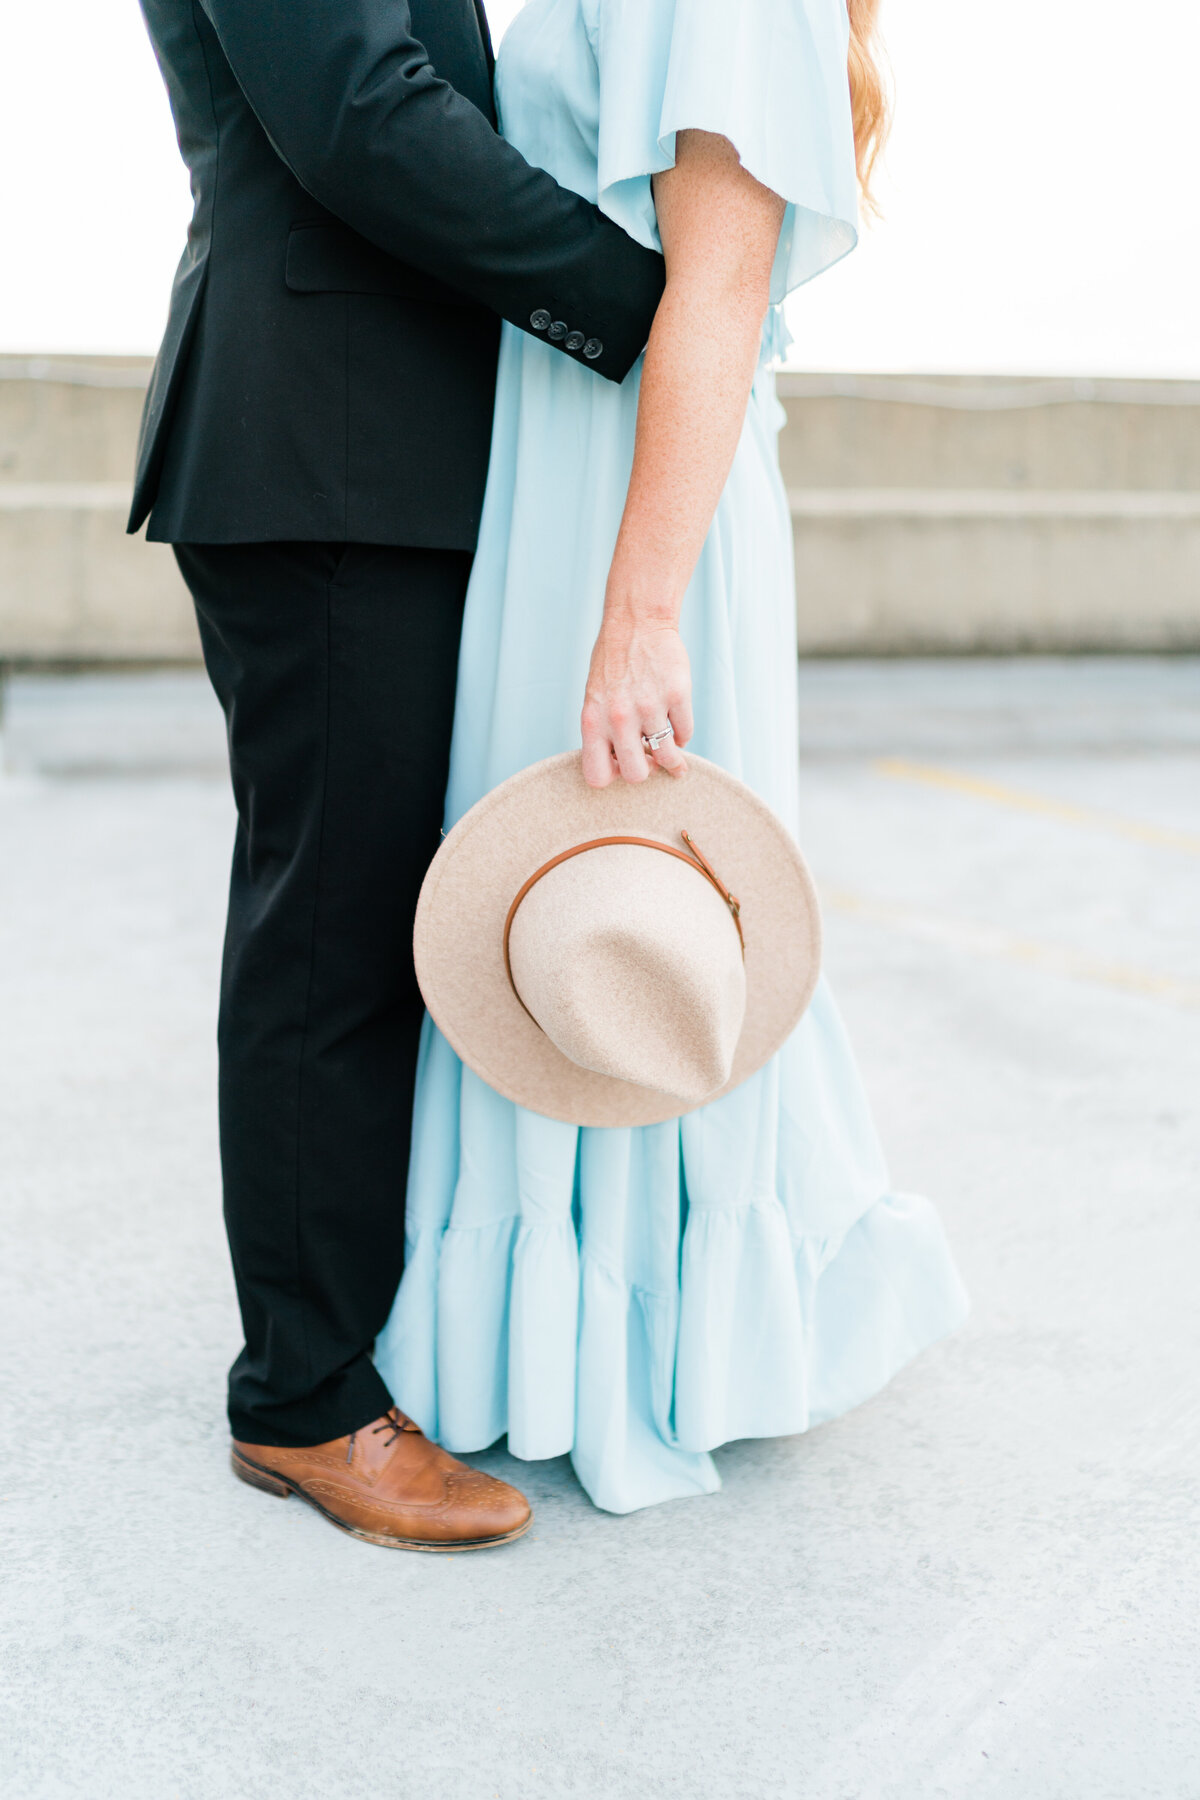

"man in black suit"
[133,0,663,1550]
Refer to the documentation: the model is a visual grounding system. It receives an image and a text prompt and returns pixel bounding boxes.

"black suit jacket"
[132,0,665,548]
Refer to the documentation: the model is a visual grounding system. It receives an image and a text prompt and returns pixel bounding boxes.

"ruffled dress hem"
[376,1185,968,1516]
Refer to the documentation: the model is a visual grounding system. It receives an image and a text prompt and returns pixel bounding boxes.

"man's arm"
[197,0,664,382]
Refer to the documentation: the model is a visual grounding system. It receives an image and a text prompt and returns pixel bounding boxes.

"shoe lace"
[345,1407,422,1463]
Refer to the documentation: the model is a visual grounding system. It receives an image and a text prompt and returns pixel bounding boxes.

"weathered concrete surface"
[777,374,1200,654]
[1,658,1198,1800]
[0,358,196,661]
[4,359,1200,660]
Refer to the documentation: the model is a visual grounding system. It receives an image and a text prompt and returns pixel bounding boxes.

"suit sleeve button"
[582,338,604,360]
[530,309,552,331]
[565,330,586,351]
[547,320,569,340]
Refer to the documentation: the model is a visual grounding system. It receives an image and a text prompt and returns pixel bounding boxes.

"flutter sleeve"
[582,0,859,302]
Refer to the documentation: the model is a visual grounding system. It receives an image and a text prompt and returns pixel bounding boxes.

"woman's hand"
[581,609,693,787]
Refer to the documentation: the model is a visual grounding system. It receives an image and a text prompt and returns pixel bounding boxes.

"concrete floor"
[1,658,1198,1800]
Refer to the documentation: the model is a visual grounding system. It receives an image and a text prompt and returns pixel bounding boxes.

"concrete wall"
[0,358,197,661]
[2,357,1198,662]
[778,373,1200,653]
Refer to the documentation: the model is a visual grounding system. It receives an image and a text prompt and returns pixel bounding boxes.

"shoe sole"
[230,1447,532,1552]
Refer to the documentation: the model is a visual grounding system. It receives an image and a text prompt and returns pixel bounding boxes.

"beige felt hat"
[413,751,822,1128]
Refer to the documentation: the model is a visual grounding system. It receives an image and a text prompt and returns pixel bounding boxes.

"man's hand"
[580,611,693,788]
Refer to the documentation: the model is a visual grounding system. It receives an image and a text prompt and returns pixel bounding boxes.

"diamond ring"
[641,727,675,753]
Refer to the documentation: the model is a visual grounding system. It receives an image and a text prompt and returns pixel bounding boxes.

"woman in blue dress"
[375,0,969,1514]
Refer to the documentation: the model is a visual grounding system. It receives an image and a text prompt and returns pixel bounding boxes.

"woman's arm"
[580,130,786,787]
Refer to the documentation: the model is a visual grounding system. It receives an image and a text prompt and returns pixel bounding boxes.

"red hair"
[847,0,890,211]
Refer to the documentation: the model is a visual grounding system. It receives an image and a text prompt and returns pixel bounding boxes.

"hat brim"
[413,752,822,1128]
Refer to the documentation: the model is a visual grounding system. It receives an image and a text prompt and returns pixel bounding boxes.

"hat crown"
[507,841,747,1104]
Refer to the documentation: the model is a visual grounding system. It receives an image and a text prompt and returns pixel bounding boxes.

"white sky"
[1,0,1197,375]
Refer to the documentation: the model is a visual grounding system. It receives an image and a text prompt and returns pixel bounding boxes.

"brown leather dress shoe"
[231,1407,531,1551]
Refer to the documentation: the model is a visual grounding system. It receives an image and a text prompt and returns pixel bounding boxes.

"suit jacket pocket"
[285,222,471,307]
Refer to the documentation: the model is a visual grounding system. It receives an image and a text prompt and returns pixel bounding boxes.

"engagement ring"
[642,727,675,752]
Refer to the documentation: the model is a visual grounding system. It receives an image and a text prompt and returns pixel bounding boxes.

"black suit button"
[582,338,604,360]
[530,309,552,331]
[547,320,568,341]
[565,330,586,351]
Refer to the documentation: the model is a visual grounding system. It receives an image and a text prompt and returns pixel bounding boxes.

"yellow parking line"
[826,888,1200,1012]
[875,758,1200,855]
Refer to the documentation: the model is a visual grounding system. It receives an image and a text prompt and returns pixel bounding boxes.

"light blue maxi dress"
[375,0,969,1514]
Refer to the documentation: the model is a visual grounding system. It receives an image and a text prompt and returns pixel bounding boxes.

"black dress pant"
[176,542,469,1446]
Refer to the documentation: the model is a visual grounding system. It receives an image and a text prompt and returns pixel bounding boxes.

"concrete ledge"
[777,372,1200,653]
[793,509,1200,653]
[3,360,1199,661]
[0,500,197,662]
[0,357,198,661]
